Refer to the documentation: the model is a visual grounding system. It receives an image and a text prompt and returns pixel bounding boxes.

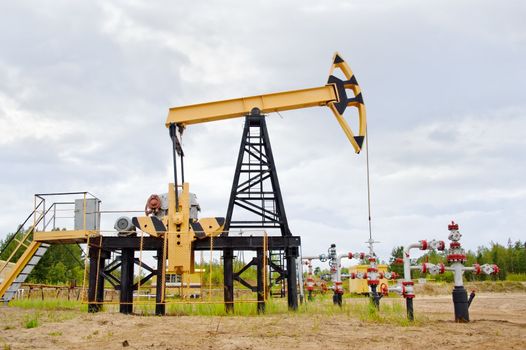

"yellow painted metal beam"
[33,230,99,243]
[166,85,337,127]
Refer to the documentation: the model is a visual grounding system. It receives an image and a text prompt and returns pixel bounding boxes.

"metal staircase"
[0,242,50,303]
[0,200,52,303]
[0,192,99,304]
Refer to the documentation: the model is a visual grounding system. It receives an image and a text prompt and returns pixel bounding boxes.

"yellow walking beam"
[167,85,337,126]
[166,52,367,153]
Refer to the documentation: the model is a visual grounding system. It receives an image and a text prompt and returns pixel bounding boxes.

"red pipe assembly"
[389,238,446,321]
[301,258,328,301]
[302,244,358,306]
[416,221,499,322]
[348,244,398,310]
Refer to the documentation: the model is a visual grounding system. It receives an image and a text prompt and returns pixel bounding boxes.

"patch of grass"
[345,299,421,326]
[24,314,39,329]
[10,299,86,311]
[506,273,526,282]
[44,310,77,323]
[3,344,12,350]
[48,331,62,337]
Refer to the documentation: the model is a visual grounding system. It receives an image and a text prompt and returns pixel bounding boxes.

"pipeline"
[347,240,398,310]
[414,221,499,322]
[390,238,445,321]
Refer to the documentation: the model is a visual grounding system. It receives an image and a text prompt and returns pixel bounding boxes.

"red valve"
[448,221,459,230]
[447,254,467,263]
[334,282,344,294]
[450,241,461,249]
[380,283,389,296]
[493,264,500,274]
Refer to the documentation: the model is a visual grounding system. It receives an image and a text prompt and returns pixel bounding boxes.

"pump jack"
[0,53,366,314]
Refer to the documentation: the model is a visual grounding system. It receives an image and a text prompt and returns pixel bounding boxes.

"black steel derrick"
[222,109,299,311]
[224,110,290,236]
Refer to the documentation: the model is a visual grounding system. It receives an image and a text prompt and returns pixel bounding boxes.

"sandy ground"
[1,293,525,350]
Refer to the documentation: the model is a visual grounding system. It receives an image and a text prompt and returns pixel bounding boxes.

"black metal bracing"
[224,110,291,236]
[268,250,286,297]
[86,236,300,314]
[222,109,299,311]
[86,237,166,315]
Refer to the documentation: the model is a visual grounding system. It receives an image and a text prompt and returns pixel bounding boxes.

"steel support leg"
[120,249,135,314]
[286,247,298,310]
[257,248,265,314]
[223,249,234,313]
[88,247,106,313]
[155,247,166,316]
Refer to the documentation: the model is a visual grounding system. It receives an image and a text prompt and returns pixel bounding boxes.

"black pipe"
[332,292,342,307]
[452,286,470,322]
[370,284,382,310]
[468,290,476,308]
[406,298,414,321]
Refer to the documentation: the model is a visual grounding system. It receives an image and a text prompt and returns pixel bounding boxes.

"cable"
[365,124,373,242]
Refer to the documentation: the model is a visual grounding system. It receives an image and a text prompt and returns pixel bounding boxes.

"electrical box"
[74,198,101,230]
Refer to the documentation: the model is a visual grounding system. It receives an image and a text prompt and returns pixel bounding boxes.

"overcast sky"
[1,0,525,262]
